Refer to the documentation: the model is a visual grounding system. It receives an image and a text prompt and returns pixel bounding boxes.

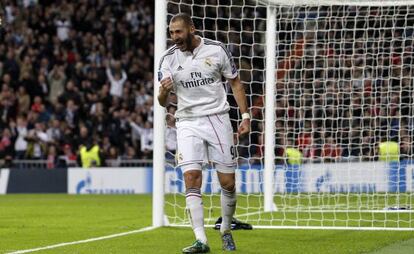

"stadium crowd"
[0,0,157,167]
[0,1,413,167]
[271,6,414,163]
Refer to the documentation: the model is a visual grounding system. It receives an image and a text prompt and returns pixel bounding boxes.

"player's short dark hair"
[170,13,194,27]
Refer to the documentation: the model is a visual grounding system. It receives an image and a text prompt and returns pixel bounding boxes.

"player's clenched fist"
[160,77,173,94]
[237,119,250,137]
[157,77,174,107]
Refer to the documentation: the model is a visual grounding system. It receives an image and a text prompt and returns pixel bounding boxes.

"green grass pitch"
[1,194,414,254]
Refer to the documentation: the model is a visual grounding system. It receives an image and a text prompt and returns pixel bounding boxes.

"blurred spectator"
[61,99,79,129]
[129,117,153,159]
[31,96,43,113]
[36,74,49,98]
[378,140,400,162]
[106,59,128,98]
[0,128,13,158]
[25,122,49,159]
[135,85,150,107]
[48,65,67,104]
[46,145,58,169]
[122,145,137,160]
[55,15,71,41]
[106,146,121,167]
[284,140,303,165]
[400,136,412,161]
[59,144,77,167]
[58,80,80,106]
[78,137,104,168]
[46,119,62,144]
[11,115,28,159]
[16,86,30,115]
[0,95,16,129]
[3,50,19,81]
[321,136,342,162]
[297,128,312,158]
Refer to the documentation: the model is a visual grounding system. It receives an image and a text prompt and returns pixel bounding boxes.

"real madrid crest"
[176,153,183,162]
[204,57,212,67]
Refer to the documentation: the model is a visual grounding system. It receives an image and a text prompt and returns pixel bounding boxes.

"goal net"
[157,0,414,230]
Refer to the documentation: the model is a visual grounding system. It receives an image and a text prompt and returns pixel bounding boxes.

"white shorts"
[176,113,236,173]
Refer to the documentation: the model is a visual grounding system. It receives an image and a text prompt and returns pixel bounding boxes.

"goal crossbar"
[260,0,414,6]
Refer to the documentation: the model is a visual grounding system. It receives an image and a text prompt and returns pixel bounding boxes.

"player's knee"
[184,170,202,188]
[219,176,235,192]
[216,165,236,191]
[221,181,235,192]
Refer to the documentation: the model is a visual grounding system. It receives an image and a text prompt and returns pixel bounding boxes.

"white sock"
[186,188,207,244]
[220,187,236,234]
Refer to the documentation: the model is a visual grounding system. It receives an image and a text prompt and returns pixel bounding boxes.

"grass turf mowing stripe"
[367,238,414,254]
[5,226,156,254]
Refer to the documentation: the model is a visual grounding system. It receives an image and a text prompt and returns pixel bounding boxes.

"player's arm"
[157,77,173,107]
[219,43,250,136]
[157,53,173,107]
[228,76,250,136]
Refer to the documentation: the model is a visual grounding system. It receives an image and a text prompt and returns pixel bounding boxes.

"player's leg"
[183,166,207,243]
[176,119,210,253]
[217,170,236,232]
[217,168,237,251]
[205,113,237,251]
[182,165,210,253]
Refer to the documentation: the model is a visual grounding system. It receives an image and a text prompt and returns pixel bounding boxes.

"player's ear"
[189,24,195,34]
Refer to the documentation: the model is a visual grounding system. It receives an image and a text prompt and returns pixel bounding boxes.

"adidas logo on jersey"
[177,66,184,71]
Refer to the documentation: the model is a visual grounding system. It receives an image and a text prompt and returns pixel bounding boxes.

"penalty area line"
[6,226,157,254]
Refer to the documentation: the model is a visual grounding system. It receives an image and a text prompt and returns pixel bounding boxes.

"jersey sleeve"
[157,53,172,82]
[219,45,238,79]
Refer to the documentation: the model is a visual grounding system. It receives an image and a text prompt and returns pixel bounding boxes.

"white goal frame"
[153,0,414,230]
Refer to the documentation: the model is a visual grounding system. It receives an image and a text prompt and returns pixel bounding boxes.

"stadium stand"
[0,0,155,167]
[0,1,412,168]
[272,6,414,163]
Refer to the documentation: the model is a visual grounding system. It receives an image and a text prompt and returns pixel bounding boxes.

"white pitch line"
[6,226,156,254]
[235,210,263,217]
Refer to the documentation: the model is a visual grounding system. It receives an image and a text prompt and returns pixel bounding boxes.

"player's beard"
[184,33,193,51]
[176,33,193,52]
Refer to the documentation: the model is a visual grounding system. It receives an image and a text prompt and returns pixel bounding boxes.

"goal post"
[153,0,414,230]
[152,0,167,227]
[264,4,277,213]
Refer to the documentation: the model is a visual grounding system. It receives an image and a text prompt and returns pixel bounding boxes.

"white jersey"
[158,36,238,119]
